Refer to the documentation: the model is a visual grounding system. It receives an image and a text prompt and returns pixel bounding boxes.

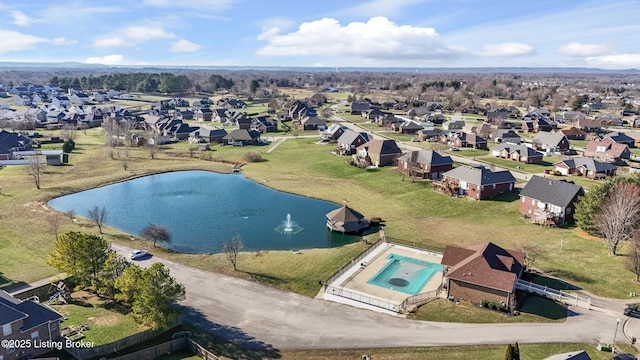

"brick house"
[0,291,64,359]
[584,137,631,162]
[336,130,368,155]
[396,149,453,180]
[356,139,402,167]
[489,144,543,164]
[554,157,617,179]
[532,132,570,152]
[442,243,524,310]
[560,127,587,140]
[450,132,488,149]
[440,165,516,200]
[518,175,585,226]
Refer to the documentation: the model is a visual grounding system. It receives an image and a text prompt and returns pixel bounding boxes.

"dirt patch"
[573,228,599,241]
[88,315,119,327]
[71,290,108,305]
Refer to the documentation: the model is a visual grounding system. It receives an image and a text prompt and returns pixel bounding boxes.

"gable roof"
[519,175,584,208]
[442,242,524,293]
[490,143,542,158]
[604,131,635,144]
[533,131,568,146]
[397,149,453,166]
[0,291,63,330]
[443,165,516,186]
[556,157,617,172]
[363,139,402,156]
[337,129,366,145]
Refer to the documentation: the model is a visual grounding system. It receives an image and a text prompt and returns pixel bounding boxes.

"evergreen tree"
[46,231,111,287]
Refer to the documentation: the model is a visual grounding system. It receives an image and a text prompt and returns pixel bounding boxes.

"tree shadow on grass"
[489,191,520,202]
[518,293,575,320]
[0,272,27,292]
[181,306,281,360]
[523,271,585,289]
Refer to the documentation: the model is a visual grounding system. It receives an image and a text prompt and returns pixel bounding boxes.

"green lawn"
[410,295,567,323]
[453,148,489,157]
[479,156,555,173]
[52,293,147,345]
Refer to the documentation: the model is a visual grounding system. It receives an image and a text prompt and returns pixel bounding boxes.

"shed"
[326,206,369,234]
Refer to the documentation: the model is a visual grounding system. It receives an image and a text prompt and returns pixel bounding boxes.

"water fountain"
[274,213,303,235]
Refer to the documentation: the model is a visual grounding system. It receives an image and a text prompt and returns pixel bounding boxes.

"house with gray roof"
[440,165,516,200]
[326,205,369,233]
[350,100,370,115]
[321,123,346,141]
[223,129,260,146]
[554,157,617,179]
[397,149,453,179]
[0,290,63,359]
[604,131,635,147]
[443,120,466,131]
[489,144,543,164]
[0,130,33,159]
[519,175,584,225]
[532,131,570,152]
[337,130,368,155]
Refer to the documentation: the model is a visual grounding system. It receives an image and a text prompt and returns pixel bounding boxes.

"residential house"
[300,116,326,130]
[31,94,48,104]
[450,132,488,149]
[489,144,543,164]
[518,175,584,226]
[583,137,631,162]
[440,165,516,200]
[164,122,199,140]
[336,130,368,155]
[211,108,229,123]
[492,129,521,144]
[178,109,194,120]
[52,96,71,108]
[523,107,551,120]
[93,91,110,102]
[193,98,214,109]
[595,113,623,127]
[555,111,585,124]
[217,98,245,109]
[223,129,261,146]
[14,95,31,107]
[322,123,346,141]
[426,113,447,124]
[0,130,33,159]
[107,89,120,99]
[554,157,617,179]
[604,131,635,147]
[521,118,554,133]
[441,242,524,310]
[0,291,64,359]
[194,108,213,121]
[189,127,227,144]
[67,86,83,96]
[236,116,251,130]
[362,108,387,120]
[443,120,466,131]
[396,149,453,179]
[351,100,370,115]
[417,128,445,142]
[532,132,570,152]
[250,116,278,133]
[560,127,587,140]
[393,121,423,134]
[70,93,90,105]
[356,139,402,167]
[486,111,509,126]
[377,114,402,129]
[577,118,605,133]
[24,108,47,123]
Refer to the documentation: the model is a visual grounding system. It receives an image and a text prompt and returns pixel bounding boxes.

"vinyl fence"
[400,285,443,310]
[515,279,591,309]
[325,285,401,312]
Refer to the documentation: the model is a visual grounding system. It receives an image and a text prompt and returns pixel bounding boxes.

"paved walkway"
[109,243,626,350]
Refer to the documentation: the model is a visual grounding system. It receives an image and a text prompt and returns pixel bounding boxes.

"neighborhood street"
[111,242,624,350]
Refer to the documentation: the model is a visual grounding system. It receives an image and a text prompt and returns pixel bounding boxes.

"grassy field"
[479,156,558,173]
[410,296,567,323]
[51,291,148,345]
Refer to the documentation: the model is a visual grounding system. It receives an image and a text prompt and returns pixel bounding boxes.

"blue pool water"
[367,254,444,295]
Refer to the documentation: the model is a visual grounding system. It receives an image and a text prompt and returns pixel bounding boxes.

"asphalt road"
[112,242,621,350]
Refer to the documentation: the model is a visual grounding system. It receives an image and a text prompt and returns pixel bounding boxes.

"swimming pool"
[367,254,443,295]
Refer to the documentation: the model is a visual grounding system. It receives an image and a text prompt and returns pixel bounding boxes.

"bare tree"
[61,124,77,141]
[595,183,640,255]
[627,231,640,282]
[88,205,108,234]
[514,242,543,270]
[140,223,171,247]
[119,149,129,170]
[48,212,64,241]
[221,234,244,271]
[26,151,44,189]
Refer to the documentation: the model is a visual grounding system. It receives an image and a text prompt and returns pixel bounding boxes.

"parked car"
[449,147,460,151]
[411,138,420,142]
[129,250,149,260]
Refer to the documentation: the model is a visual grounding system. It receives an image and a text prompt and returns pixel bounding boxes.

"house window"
[521,197,525,203]
[49,322,58,332]
[532,199,536,205]
[31,331,39,341]
[566,207,572,214]
[2,323,11,336]
[6,346,14,354]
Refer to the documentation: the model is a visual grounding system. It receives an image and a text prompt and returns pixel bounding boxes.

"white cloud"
[475,42,535,57]
[51,37,77,46]
[91,26,175,48]
[586,53,640,70]
[143,0,237,10]
[340,0,427,18]
[0,29,46,55]
[256,17,463,62]
[85,54,125,65]
[170,39,201,52]
[91,37,129,48]
[11,11,36,27]
[558,42,612,57]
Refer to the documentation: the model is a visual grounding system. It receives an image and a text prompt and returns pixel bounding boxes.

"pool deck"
[322,242,444,314]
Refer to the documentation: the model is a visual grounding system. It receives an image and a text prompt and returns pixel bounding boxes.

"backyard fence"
[65,317,182,360]
[325,285,400,312]
[109,337,221,360]
[324,236,386,287]
[400,284,444,311]
[515,279,591,309]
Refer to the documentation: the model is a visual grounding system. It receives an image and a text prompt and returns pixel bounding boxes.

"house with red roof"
[584,137,630,162]
[441,242,525,310]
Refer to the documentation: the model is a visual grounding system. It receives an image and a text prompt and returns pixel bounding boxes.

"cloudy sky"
[0,0,638,69]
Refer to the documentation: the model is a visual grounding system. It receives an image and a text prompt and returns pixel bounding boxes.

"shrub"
[244,151,262,163]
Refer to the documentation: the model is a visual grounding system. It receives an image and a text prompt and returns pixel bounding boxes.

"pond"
[48,170,359,253]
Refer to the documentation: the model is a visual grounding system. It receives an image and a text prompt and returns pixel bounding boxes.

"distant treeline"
[49,73,192,94]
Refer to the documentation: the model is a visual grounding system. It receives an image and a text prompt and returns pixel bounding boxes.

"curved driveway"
[112,243,619,350]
